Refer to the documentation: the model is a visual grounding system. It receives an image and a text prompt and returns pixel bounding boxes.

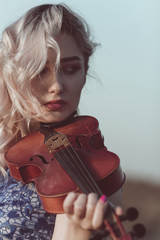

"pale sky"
[0,0,160,183]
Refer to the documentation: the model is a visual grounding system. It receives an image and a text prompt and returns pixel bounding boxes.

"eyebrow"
[60,56,81,63]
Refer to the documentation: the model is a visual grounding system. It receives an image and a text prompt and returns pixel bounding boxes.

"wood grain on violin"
[5,116,125,214]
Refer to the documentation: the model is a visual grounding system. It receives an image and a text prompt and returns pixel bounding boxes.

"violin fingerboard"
[54,145,102,196]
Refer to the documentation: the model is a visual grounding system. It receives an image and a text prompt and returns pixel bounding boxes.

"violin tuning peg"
[131,223,146,238]
[126,207,139,221]
[120,207,139,222]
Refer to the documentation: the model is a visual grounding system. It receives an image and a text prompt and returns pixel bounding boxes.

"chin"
[42,112,71,123]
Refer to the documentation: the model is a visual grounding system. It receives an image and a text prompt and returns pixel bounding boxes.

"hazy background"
[0,0,159,184]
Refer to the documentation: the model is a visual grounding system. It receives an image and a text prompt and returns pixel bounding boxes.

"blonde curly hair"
[0,4,97,172]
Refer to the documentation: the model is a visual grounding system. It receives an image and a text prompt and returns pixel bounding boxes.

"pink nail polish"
[100,195,107,203]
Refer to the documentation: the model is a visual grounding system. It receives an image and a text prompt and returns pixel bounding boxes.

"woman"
[0,4,124,239]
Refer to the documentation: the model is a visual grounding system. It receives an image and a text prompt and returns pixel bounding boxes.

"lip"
[44,100,67,111]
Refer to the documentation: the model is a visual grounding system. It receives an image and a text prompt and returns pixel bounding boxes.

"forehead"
[55,32,84,59]
[46,33,85,65]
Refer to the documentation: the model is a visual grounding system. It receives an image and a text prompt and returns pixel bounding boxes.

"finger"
[85,193,98,220]
[63,192,78,215]
[73,193,87,218]
[115,206,123,216]
[92,195,107,229]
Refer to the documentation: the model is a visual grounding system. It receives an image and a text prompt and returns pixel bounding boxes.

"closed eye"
[39,66,49,77]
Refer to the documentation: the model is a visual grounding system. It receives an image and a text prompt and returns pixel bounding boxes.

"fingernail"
[100,195,107,203]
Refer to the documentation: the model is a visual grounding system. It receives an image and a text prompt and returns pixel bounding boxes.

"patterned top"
[0,170,56,240]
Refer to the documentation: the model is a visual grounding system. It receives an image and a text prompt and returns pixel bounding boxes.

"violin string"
[54,147,92,194]
[49,135,91,193]
[46,133,119,237]
[58,146,100,194]
[54,144,123,238]
[66,144,102,195]
[52,136,102,196]
[54,146,93,193]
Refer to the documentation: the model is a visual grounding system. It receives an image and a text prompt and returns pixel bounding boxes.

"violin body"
[5,116,125,213]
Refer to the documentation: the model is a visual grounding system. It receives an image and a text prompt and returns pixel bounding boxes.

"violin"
[5,115,145,239]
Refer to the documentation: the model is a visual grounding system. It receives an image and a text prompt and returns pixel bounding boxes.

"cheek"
[72,77,84,98]
[71,85,84,107]
[31,78,47,97]
[75,73,85,90]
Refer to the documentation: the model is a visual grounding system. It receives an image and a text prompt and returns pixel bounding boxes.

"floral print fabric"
[0,170,55,240]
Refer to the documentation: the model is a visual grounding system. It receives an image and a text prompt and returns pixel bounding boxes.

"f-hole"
[30,154,49,164]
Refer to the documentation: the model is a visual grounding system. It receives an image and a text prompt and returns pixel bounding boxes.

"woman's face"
[31,33,86,123]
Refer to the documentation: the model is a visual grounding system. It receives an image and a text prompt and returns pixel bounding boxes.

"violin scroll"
[90,206,146,240]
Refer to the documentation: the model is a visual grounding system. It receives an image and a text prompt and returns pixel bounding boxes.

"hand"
[53,192,123,240]
[63,192,108,231]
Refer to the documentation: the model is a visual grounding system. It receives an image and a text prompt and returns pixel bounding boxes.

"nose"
[48,72,63,94]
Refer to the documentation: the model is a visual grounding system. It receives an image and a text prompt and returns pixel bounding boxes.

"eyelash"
[39,67,49,77]
[60,65,81,75]
[39,64,81,78]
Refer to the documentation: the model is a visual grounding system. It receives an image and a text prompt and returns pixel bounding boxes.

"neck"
[40,111,77,129]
